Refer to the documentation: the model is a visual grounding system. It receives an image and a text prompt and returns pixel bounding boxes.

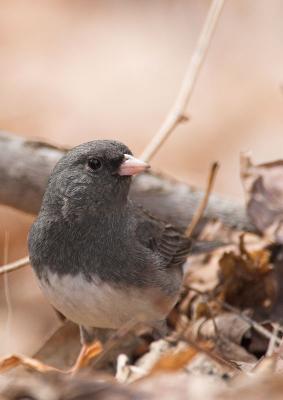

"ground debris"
[241,153,283,243]
[217,236,277,314]
[2,155,283,399]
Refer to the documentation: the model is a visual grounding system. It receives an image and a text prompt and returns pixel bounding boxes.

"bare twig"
[186,162,219,237]
[174,315,239,372]
[187,286,282,347]
[266,323,280,357]
[0,256,30,275]
[3,232,13,345]
[140,0,226,162]
[183,333,240,372]
[220,301,281,347]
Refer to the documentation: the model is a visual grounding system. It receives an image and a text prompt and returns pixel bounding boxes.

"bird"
[28,139,198,370]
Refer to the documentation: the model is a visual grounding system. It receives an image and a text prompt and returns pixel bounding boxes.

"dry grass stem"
[266,323,280,357]
[0,256,30,275]
[140,0,226,162]
[186,161,219,237]
[3,232,13,346]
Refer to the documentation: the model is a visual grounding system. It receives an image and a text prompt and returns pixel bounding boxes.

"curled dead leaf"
[218,237,277,314]
[189,313,251,345]
[0,354,61,374]
[241,153,283,243]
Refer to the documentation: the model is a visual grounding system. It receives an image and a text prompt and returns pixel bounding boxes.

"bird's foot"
[0,341,103,375]
[69,341,103,374]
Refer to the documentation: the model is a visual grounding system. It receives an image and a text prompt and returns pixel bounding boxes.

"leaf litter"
[2,155,283,399]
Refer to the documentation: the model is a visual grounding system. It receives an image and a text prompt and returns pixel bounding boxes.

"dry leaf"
[35,321,80,370]
[216,338,257,363]
[190,313,251,345]
[241,153,283,243]
[0,354,61,374]
[218,238,277,314]
[187,313,256,363]
[150,345,198,373]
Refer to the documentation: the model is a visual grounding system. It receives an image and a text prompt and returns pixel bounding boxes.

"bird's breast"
[36,269,177,329]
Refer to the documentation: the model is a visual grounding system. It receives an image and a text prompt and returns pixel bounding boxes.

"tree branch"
[186,161,219,237]
[0,132,65,214]
[140,0,226,162]
[0,132,255,234]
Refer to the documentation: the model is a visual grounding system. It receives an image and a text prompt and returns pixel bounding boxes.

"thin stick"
[140,0,226,162]
[186,161,219,237]
[183,334,240,372]
[187,286,282,347]
[3,232,13,345]
[266,323,280,357]
[221,301,282,347]
[0,256,30,275]
[173,311,239,371]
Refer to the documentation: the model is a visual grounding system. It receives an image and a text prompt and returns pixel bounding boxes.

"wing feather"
[134,206,192,269]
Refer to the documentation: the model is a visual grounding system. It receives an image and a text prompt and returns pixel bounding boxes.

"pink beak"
[118,154,150,176]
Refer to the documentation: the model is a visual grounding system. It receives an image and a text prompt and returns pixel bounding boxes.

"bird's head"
[42,140,150,217]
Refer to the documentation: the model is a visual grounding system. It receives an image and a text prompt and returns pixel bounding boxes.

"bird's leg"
[0,326,102,375]
[69,326,103,374]
[151,320,169,339]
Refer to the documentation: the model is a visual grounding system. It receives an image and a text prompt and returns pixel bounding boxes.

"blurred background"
[0,0,282,356]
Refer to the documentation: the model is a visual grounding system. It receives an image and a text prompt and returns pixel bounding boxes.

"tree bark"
[0,131,255,233]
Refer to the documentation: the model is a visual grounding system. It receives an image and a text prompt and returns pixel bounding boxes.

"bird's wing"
[134,206,192,269]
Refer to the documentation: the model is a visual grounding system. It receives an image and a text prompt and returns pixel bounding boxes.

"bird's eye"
[87,158,102,171]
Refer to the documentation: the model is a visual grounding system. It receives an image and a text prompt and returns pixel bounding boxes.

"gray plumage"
[28,140,192,339]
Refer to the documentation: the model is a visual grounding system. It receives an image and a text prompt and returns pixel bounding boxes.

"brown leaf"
[241,153,283,242]
[190,313,251,346]
[35,321,80,370]
[217,339,257,363]
[0,354,61,374]
[218,238,277,314]
[150,346,198,373]
[187,312,257,362]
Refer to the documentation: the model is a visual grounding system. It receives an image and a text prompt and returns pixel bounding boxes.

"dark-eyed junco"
[28,140,199,368]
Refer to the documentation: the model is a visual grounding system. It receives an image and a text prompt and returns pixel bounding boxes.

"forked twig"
[140,0,226,162]
[186,162,219,237]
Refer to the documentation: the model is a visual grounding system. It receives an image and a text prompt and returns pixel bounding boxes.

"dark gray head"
[41,140,149,218]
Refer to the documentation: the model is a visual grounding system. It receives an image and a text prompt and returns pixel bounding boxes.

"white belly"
[37,270,173,329]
